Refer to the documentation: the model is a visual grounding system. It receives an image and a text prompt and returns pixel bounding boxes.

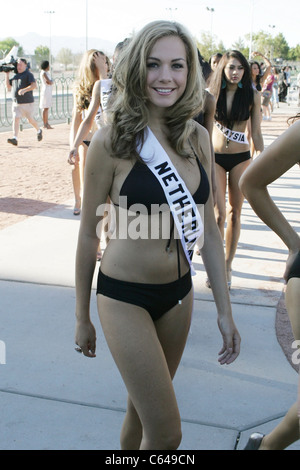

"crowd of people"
[3,20,299,450]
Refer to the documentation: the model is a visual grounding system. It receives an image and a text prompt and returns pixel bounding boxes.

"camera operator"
[5,58,43,146]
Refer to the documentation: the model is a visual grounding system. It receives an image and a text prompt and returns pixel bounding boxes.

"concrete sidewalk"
[0,104,299,450]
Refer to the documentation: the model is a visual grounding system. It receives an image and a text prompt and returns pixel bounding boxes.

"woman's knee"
[142,423,182,450]
[121,401,182,450]
[227,206,241,225]
[215,204,226,227]
[164,426,182,450]
[216,212,226,227]
[120,400,143,450]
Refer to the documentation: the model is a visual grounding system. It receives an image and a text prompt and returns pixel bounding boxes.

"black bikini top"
[116,155,210,212]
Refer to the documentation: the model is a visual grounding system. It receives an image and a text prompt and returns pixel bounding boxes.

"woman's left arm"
[196,128,241,364]
[203,91,217,202]
[201,195,241,364]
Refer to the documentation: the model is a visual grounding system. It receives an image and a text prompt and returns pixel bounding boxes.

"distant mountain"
[12,32,116,57]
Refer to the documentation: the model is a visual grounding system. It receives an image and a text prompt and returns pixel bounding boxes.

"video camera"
[0,46,19,73]
[0,57,18,73]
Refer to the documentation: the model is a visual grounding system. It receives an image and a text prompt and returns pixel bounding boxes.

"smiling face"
[146,35,188,111]
[224,57,245,85]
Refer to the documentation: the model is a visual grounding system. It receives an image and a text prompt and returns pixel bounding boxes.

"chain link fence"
[0,76,74,131]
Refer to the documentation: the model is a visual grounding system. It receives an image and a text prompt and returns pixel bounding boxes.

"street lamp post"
[45,10,55,69]
[206,7,215,52]
[268,24,276,61]
[249,0,254,60]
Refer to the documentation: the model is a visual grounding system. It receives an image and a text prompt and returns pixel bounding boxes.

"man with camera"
[5,58,43,146]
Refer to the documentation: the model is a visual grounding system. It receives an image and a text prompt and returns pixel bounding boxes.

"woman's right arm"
[69,99,82,150]
[75,129,115,356]
[45,73,53,85]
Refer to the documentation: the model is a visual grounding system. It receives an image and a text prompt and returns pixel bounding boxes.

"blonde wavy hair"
[73,49,106,112]
[109,20,205,160]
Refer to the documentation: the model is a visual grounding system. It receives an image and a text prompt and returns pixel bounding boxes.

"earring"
[238,81,243,88]
[221,78,227,89]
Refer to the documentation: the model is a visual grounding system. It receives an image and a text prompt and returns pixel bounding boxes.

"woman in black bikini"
[240,113,300,450]
[74,21,240,450]
[209,50,264,288]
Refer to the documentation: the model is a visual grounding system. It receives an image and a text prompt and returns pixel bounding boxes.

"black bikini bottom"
[96,269,192,322]
[287,252,300,282]
[215,151,251,172]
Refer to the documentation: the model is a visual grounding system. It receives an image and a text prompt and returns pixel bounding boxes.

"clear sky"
[1,0,299,52]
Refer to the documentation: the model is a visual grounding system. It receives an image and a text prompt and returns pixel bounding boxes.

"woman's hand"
[68,148,79,165]
[252,51,263,58]
[217,316,241,365]
[75,319,97,358]
[93,51,108,79]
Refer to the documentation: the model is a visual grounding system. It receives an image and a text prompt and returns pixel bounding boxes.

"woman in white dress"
[39,60,53,129]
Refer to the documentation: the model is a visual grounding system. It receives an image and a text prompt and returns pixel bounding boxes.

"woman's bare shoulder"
[190,122,211,164]
[88,126,114,166]
[191,120,210,141]
[204,90,216,109]
[92,124,111,145]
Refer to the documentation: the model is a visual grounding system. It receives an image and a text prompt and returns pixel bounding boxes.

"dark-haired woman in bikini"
[209,50,264,288]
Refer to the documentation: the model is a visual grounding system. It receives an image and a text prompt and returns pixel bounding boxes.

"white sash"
[100,79,112,111]
[139,127,204,275]
[215,121,249,145]
[95,79,112,128]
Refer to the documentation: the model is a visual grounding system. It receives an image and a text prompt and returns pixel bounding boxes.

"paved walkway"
[0,103,299,450]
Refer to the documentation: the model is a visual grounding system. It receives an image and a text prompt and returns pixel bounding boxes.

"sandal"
[73,198,81,216]
[73,207,81,216]
[227,270,232,290]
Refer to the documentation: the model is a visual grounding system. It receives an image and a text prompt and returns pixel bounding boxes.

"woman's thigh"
[228,160,251,211]
[285,278,300,342]
[154,287,194,377]
[214,164,227,215]
[97,289,193,430]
